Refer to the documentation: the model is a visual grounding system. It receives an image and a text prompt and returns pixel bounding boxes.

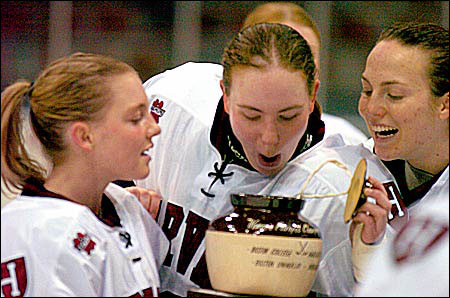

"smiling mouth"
[372,125,399,138]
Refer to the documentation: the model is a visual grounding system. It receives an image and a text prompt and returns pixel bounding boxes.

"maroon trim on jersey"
[22,178,78,203]
[393,216,449,264]
[22,179,122,227]
[380,160,447,208]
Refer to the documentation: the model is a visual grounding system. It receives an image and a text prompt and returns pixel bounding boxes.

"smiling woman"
[355,23,449,295]
[359,22,449,195]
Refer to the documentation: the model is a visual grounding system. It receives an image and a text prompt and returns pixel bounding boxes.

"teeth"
[372,125,396,132]
[371,125,398,137]
[142,150,151,156]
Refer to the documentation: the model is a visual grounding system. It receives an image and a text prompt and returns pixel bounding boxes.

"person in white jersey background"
[136,23,392,297]
[242,1,368,145]
[1,52,168,296]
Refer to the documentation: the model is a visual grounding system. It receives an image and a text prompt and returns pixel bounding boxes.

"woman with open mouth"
[135,23,392,297]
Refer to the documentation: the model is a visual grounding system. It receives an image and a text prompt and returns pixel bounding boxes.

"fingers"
[148,191,162,219]
[351,176,391,244]
[125,187,162,219]
[365,176,390,211]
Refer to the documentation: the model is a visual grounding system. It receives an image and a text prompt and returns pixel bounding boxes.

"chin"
[137,169,150,180]
[127,168,150,181]
[374,149,398,162]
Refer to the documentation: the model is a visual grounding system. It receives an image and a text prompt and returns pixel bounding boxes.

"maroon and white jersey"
[355,199,449,296]
[137,62,400,296]
[1,182,169,297]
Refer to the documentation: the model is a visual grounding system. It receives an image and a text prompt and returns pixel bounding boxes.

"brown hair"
[1,52,137,192]
[221,23,317,110]
[377,22,448,98]
[241,3,322,115]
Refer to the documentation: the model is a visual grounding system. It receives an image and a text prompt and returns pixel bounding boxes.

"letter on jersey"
[1,257,27,297]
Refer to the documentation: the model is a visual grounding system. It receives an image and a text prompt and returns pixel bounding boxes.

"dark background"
[2,1,449,134]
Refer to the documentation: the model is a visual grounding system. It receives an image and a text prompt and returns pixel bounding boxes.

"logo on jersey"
[382,181,408,231]
[1,257,27,297]
[150,99,165,123]
[73,233,96,255]
[392,216,449,264]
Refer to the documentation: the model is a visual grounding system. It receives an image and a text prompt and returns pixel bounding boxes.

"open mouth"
[258,153,281,167]
[372,125,399,138]
[142,150,151,157]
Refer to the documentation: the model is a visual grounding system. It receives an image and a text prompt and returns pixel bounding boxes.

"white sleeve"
[50,237,105,296]
[42,223,106,296]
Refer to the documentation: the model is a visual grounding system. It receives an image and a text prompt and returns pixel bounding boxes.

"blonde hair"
[1,52,137,192]
[243,1,321,47]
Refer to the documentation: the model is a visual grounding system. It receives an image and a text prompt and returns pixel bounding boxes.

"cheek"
[358,99,367,118]
[230,117,255,144]
[281,117,309,146]
[285,124,306,145]
[398,105,427,127]
[108,126,143,152]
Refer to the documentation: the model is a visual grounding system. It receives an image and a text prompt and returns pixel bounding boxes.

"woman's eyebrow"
[278,105,303,113]
[237,104,303,113]
[361,75,404,87]
[237,104,262,112]
[126,103,148,114]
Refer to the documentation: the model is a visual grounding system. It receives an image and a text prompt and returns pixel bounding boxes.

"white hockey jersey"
[355,198,449,297]
[1,182,169,297]
[137,62,401,297]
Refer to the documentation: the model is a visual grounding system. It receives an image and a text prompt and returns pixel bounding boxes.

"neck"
[407,140,449,175]
[44,163,108,216]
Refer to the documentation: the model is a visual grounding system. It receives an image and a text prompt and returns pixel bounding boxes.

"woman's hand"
[349,176,392,244]
[126,187,161,220]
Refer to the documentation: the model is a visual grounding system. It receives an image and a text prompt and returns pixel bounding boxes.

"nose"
[360,93,386,120]
[145,113,161,139]
[260,119,280,148]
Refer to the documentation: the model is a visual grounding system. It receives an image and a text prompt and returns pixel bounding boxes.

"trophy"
[204,159,370,297]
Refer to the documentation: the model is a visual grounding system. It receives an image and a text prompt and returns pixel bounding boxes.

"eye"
[361,89,372,97]
[131,111,145,124]
[242,114,260,121]
[386,93,403,100]
[279,114,298,121]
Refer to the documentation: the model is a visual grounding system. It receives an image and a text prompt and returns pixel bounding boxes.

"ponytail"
[1,81,47,194]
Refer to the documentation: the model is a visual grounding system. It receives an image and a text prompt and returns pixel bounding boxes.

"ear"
[438,92,449,120]
[220,80,231,114]
[310,79,320,113]
[69,122,94,151]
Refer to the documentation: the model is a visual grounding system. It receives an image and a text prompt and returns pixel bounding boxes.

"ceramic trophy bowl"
[205,194,322,297]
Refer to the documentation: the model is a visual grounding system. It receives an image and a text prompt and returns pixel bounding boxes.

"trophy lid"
[344,159,367,223]
[230,193,304,212]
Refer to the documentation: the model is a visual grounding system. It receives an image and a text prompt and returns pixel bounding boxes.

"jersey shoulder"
[143,62,223,126]
[321,113,368,145]
[1,196,105,259]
